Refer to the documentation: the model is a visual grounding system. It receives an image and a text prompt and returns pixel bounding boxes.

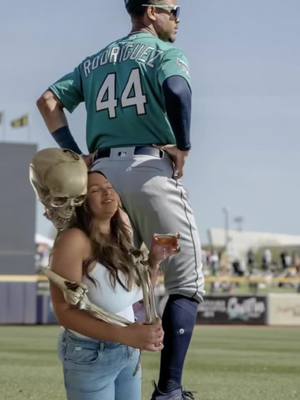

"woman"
[50,171,179,400]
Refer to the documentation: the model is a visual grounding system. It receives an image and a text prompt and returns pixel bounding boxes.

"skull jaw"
[44,206,76,231]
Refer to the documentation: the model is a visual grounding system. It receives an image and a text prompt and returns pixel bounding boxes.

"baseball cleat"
[151,382,197,400]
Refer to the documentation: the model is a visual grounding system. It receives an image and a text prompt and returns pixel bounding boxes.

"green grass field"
[0,325,299,400]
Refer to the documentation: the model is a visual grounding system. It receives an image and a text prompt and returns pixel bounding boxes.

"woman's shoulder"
[50,228,91,279]
[56,227,89,243]
[54,228,91,256]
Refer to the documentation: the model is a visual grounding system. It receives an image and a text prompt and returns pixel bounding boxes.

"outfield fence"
[0,275,300,325]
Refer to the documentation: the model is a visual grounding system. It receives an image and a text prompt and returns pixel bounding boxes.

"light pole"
[234,216,244,231]
[222,207,230,251]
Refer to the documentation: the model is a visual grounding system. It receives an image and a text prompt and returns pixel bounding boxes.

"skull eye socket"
[72,195,86,205]
[51,196,69,207]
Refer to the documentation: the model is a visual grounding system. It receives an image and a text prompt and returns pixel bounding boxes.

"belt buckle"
[110,147,135,159]
[118,150,128,158]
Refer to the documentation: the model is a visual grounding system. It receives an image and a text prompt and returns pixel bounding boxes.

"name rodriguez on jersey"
[83,43,164,78]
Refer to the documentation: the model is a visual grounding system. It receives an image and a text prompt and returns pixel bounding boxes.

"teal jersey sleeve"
[157,47,191,87]
[49,67,84,113]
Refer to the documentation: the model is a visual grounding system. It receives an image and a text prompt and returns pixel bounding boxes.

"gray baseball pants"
[92,146,204,302]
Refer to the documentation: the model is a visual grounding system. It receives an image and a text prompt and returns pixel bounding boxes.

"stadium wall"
[0,142,37,323]
[35,285,300,326]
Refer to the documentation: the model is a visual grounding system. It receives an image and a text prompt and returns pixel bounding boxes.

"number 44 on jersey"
[96,68,147,118]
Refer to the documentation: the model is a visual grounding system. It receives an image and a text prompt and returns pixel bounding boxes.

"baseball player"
[37,1,204,399]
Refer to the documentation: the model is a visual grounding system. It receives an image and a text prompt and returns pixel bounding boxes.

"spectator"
[262,248,272,272]
[280,251,288,270]
[232,259,245,277]
[209,250,220,276]
[246,249,255,274]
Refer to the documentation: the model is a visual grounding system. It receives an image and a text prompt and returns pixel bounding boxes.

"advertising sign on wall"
[268,294,300,326]
[196,296,267,325]
[156,294,267,325]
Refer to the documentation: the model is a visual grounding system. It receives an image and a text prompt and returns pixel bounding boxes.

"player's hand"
[156,145,189,179]
[149,234,180,268]
[122,319,164,352]
[82,153,94,167]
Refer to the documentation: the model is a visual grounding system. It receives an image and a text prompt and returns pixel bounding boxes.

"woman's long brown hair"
[73,180,142,291]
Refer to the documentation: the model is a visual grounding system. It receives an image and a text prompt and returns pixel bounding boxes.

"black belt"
[94,146,164,160]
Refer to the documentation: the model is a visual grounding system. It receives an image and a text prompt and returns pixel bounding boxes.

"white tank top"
[70,262,143,338]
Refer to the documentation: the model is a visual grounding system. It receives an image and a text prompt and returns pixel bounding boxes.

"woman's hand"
[149,233,180,268]
[122,319,164,352]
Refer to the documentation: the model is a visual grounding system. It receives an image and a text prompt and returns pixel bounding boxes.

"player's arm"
[37,90,83,155]
[161,76,191,178]
[162,75,191,152]
[37,67,86,156]
[36,89,67,133]
[158,49,192,178]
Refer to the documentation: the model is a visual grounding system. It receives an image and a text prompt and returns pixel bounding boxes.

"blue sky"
[0,0,299,242]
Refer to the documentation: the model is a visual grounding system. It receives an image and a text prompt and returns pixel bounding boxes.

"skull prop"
[30,148,88,231]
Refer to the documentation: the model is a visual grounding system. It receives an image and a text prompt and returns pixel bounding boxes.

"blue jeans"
[58,330,142,400]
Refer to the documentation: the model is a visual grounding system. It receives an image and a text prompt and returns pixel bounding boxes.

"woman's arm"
[148,258,161,286]
[148,234,180,286]
[50,228,163,350]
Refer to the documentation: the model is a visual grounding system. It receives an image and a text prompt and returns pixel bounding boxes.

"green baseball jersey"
[50,32,191,153]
